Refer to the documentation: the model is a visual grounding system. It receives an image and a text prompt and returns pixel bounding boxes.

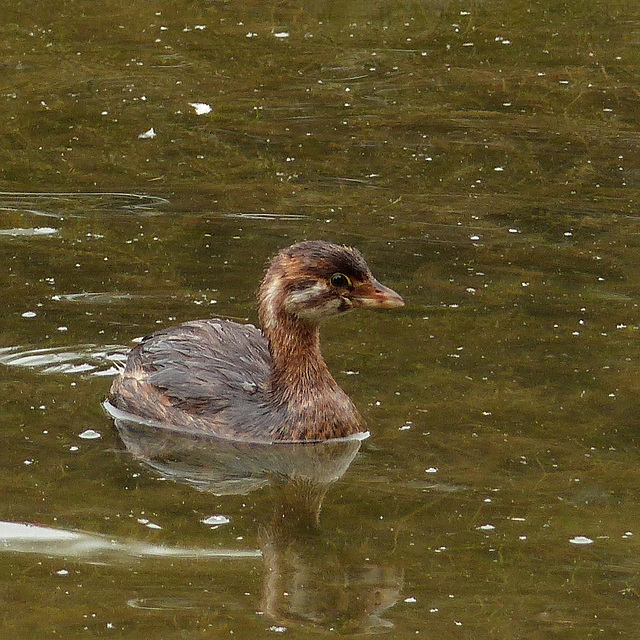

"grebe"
[108,241,404,442]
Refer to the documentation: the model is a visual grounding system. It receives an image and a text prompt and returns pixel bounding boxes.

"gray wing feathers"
[133,320,270,412]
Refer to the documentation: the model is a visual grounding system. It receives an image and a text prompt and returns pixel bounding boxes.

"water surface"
[2,0,640,638]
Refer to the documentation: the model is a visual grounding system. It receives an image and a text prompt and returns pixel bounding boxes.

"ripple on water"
[0,192,170,217]
[0,226,59,236]
[0,344,127,376]
[51,292,138,304]
[126,597,198,611]
[0,521,260,562]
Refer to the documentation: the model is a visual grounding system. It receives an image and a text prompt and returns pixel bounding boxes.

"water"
[2,0,640,637]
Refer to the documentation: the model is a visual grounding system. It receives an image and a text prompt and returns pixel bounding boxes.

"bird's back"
[109,319,283,441]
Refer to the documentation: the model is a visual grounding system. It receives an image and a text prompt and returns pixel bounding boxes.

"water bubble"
[79,429,101,440]
[202,515,231,526]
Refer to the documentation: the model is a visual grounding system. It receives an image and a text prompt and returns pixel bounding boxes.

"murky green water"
[3,0,640,637]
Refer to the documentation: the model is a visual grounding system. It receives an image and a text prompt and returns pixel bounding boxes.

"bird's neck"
[258,274,336,400]
[262,311,336,402]
[257,273,363,440]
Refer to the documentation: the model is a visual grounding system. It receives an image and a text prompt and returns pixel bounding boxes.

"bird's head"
[258,241,404,329]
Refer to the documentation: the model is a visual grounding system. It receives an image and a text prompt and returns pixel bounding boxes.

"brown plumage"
[107,241,404,442]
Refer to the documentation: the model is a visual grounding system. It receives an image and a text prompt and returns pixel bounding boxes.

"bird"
[107,240,404,443]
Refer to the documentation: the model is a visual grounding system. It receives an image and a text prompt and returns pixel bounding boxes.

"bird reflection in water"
[108,406,403,634]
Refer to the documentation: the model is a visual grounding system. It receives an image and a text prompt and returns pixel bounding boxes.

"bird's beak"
[350,279,405,309]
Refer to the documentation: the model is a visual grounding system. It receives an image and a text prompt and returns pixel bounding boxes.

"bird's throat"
[263,312,336,403]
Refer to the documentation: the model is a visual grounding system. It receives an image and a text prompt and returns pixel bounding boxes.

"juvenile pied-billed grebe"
[107,241,404,442]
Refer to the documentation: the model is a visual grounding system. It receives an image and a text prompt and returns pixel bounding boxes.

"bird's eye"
[330,272,352,288]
